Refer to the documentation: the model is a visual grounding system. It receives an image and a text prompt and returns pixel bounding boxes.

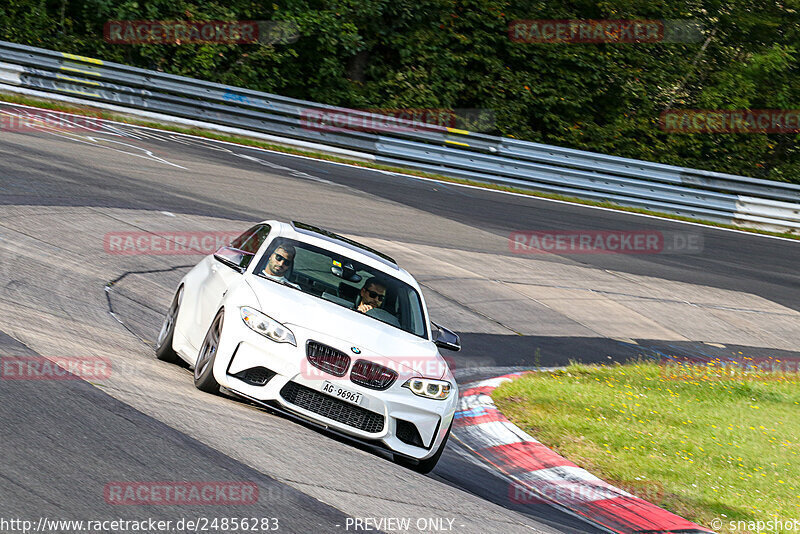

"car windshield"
[253,238,427,338]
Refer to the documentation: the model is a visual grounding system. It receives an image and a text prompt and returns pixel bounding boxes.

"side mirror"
[213,246,252,273]
[431,321,461,351]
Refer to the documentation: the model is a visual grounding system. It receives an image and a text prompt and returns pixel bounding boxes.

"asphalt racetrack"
[1,103,798,533]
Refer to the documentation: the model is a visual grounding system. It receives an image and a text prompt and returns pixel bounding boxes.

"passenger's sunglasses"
[274,253,293,264]
[366,290,385,302]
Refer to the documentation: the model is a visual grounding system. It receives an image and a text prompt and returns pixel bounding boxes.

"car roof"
[261,220,420,287]
[291,221,397,266]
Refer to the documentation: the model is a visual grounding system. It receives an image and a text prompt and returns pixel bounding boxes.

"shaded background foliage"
[0,0,797,182]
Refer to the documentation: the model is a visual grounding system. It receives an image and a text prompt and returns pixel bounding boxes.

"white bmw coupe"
[155,221,461,473]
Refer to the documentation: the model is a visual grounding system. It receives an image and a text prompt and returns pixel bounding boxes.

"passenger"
[357,277,387,314]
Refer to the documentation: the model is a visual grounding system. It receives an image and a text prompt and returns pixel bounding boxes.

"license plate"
[321,381,363,406]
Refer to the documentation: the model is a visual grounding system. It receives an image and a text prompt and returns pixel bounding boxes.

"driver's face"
[361,283,386,309]
[266,247,294,276]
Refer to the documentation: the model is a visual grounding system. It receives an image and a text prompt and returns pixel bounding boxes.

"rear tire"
[395,422,452,474]
[155,286,183,364]
[194,310,223,394]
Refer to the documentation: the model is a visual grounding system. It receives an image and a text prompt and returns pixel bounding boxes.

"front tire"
[395,422,452,474]
[194,310,223,394]
[155,286,183,364]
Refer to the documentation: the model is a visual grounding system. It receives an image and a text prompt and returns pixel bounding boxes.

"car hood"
[244,276,445,378]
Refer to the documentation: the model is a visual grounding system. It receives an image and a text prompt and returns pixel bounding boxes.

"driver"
[357,277,387,314]
[262,244,299,288]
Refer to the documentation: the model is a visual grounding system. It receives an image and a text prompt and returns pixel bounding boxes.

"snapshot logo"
[104,20,299,45]
[104,231,241,256]
[0,356,112,381]
[104,481,258,505]
[509,230,703,255]
[0,109,103,132]
[661,109,800,134]
[509,479,664,506]
[508,19,704,43]
[300,355,454,382]
[300,108,496,134]
[715,518,800,532]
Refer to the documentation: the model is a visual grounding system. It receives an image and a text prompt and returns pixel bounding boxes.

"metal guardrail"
[1,40,798,233]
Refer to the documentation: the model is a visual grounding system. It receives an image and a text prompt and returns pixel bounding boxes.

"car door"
[191,224,271,348]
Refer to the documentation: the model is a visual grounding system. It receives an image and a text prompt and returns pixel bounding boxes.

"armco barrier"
[1,40,798,233]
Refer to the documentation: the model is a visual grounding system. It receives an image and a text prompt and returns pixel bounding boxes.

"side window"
[230,224,265,250]
[216,224,271,271]
[239,225,272,255]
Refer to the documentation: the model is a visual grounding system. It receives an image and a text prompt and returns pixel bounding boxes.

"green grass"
[1,90,798,241]
[492,362,800,532]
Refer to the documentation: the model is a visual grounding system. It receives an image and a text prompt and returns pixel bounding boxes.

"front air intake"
[280,381,385,433]
[395,419,425,448]
[232,366,275,386]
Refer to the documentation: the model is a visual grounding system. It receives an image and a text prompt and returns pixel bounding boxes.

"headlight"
[240,307,296,346]
[402,378,452,400]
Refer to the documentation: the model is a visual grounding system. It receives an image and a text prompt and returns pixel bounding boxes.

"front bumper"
[211,313,457,460]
